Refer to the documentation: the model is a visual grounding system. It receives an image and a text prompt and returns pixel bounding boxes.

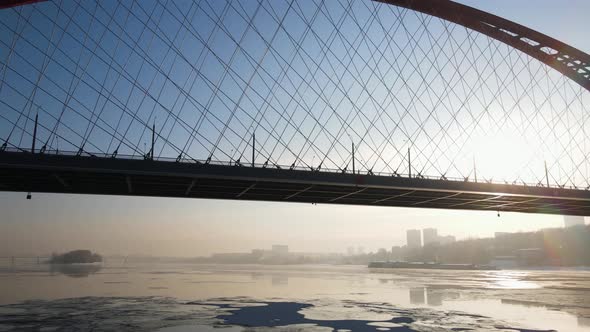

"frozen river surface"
[1,263,590,331]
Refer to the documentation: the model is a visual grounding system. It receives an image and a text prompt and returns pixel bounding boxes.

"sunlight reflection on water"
[0,263,589,331]
[486,271,542,289]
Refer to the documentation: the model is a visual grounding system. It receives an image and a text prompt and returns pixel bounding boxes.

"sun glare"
[469,129,537,183]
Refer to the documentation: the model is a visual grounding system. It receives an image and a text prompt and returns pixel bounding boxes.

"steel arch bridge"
[0,0,589,216]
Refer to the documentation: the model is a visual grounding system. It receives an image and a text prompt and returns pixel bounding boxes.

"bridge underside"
[0,152,588,216]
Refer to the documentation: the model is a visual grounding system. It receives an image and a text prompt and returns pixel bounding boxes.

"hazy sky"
[1,0,589,257]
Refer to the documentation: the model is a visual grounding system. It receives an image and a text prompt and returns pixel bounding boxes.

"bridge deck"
[0,151,588,216]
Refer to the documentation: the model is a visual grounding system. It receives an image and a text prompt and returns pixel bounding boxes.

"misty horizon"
[1,191,582,258]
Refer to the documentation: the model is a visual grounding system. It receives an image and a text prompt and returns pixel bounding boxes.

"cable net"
[0,0,589,188]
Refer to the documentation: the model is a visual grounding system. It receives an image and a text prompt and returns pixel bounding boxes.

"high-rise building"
[423,228,439,245]
[564,216,585,228]
[407,229,422,249]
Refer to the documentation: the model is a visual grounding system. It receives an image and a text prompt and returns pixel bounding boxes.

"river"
[1,262,589,331]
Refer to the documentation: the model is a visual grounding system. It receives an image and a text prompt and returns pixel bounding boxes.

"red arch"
[376,0,590,92]
[0,0,47,10]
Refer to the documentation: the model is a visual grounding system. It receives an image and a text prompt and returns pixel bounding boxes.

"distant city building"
[357,246,365,255]
[423,228,438,245]
[407,229,422,249]
[564,216,585,228]
[438,235,456,245]
[494,232,510,238]
[515,248,545,266]
[271,245,289,256]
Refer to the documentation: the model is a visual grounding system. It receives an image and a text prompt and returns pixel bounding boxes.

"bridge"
[0,0,589,216]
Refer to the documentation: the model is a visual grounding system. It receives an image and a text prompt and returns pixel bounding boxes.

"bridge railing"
[2,147,587,191]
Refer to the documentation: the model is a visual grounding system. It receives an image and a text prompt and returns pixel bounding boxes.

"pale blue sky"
[1,0,589,257]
